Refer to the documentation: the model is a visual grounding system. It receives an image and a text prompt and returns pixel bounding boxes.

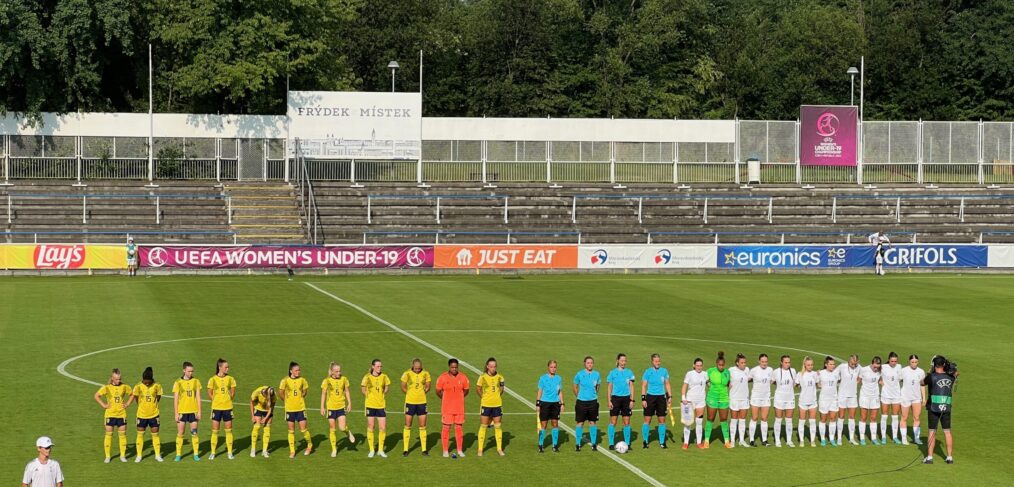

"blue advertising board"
[717,245,987,269]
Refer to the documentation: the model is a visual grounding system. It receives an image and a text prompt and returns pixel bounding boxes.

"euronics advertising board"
[578,245,717,269]
[0,245,126,269]
[717,245,987,269]
[287,91,422,159]
[139,246,432,269]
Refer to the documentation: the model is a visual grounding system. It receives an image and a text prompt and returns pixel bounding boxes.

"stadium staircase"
[223,182,306,244]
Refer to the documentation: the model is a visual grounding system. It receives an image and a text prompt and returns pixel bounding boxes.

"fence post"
[367,195,372,224]
[503,196,508,224]
[959,197,965,223]
[896,196,901,223]
[703,197,709,224]
[571,196,577,224]
[647,233,652,244]
[2,134,10,185]
[832,196,837,223]
[609,141,616,185]
[6,194,11,224]
[795,120,802,184]
[545,141,551,184]
[226,196,232,225]
[768,197,773,224]
[978,119,984,184]
[155,196,160,224]
[82,195,87,224]
[73,135,85,187]
[917,119,924,183]
[637,197,643,224]
[435,197,441,224]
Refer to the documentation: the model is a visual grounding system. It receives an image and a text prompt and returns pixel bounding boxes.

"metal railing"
[831,193,1014,224]
[293,139,323,244]
[571,194,774,225]
[646,230,917,245]
[1,230,237,244]
[366,194,509,225]
[4,192,230,225]
[362,230,582,245]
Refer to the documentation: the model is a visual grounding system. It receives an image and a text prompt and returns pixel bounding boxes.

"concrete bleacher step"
[224,182,307,243]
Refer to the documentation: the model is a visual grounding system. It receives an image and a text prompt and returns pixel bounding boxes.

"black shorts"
[537,401,561,421]
[481,407,503,418]
[366,408,386,418]
[254,410,273,421]
[609,396,633,417]
[405,404,428,416]
[177,413,198,424]
[575,399,599,423]
[285,411,307,423]
[927,409,951,430]
[105,418,126,427]
[328,409,347,419]
[644,394,668,418]
[212,409,233,422]
[136,417,159,429]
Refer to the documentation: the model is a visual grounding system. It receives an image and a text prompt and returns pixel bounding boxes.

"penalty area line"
[304,282,666,487]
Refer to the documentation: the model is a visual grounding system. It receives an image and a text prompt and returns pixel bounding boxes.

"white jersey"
[749,366,773,400]
[880,363,902,399]
[772,367,797,401]
[836,364,860,398]
[818,369,839,403]
[23,458,63,487]
[729,366,750,401]
[859,366,881,400]
[682,370,708,402]
[797,370,818,405]
[899,366,926,401]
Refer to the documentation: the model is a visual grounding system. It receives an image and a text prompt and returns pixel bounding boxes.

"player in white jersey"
[899,354,927,446]
[728,354,751,447]
[795,357,819,447]
[879,352,903,444]
[835,354,861,445]
[748,354,773,447]
[680,358,708,449]
[771,355,797,448]
[858,356,883,446]
[817,356,840,447]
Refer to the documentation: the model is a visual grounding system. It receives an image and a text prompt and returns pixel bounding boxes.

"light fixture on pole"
[387,61,400,92]
[847,66,859,106]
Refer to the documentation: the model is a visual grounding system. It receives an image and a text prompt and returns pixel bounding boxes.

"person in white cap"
[22,436,63,487]
[126,237,138,277]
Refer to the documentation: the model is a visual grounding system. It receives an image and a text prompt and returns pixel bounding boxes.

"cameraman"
[922,356,957,464]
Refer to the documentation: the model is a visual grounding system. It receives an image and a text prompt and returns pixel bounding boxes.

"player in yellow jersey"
[279,361,313,458]
[207,358,237,460]
[94,368,134,463]
[131,367,163,463]
[172,361,202,462]
[249,385,276,458]
[320,362,355,457]
[475,357,506,456]
[361,359,391,458]
[400,358,432,457]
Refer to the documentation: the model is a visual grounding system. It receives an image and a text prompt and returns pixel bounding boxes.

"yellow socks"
[225,428,233,455]
[494,423,503,451]
[118,431,127,458]
[420,427,428,452]
[477,426,487,453]
[190,434,199,456]
[262,428,270,452]
[136,432,145,457]
[367,430,375,453]
[378,430,386,452]
[103,432,112,459]
[210,429,219,454]
[403,427,411,452]
[151,433,161,457]
[288,431,296,455]
[251,424,261,452]
[329,428,337,452]
[175,434,184,457]
[302,429,312,451]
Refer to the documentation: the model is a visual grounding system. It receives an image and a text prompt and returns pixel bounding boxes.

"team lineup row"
[92,351,941,463]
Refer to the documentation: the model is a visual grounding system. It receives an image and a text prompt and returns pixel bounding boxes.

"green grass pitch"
[2,274,1011,486]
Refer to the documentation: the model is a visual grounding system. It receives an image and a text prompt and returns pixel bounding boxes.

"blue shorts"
[285,411,307,423]
[328,409,347,419]
[212,409,233,422]
[254,410,273,421]
[481,407,503,418]
[136,417,160,429]
[366,408,386,418]
[177,413,198,424]
[405,404,428,416]
[106,417,126,427]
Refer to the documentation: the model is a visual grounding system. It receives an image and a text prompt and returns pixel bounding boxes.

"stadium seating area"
[4,179,1014,245]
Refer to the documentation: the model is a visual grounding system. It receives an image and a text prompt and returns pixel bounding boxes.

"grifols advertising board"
[800,105,858,166]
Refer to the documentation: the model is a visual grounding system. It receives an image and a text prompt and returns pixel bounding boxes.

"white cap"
[36,436,54,448]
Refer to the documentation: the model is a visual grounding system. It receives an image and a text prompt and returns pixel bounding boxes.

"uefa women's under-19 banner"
[139,246,433,269]
[799,105,859,166]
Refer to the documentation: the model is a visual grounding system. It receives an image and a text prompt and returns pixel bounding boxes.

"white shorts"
[686,398,706,411]
[774,399,796,410]
[880,395,901,405]
[837,396,858,409]
[750,397,771,408]
[819,401,837,414]
[729,399,750,411]
[798,402,817,411]
[900,398,921,408]
[859,396,881,410]
[127,258,138,266]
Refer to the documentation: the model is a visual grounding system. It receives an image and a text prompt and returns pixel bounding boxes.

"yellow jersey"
[361,373,391,409]
[132,382,163,419]
[172,377,202,414]
[98,383,132,419]
[250,386,273,413]
[279,376,309,413]
[207,375,237,411]
[400,369,431,405]
[321,376,350,410]
[477,372,505,408]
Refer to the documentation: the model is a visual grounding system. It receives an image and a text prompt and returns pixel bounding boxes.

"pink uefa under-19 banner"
[139,245,433,269]
[799,105,859,166]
